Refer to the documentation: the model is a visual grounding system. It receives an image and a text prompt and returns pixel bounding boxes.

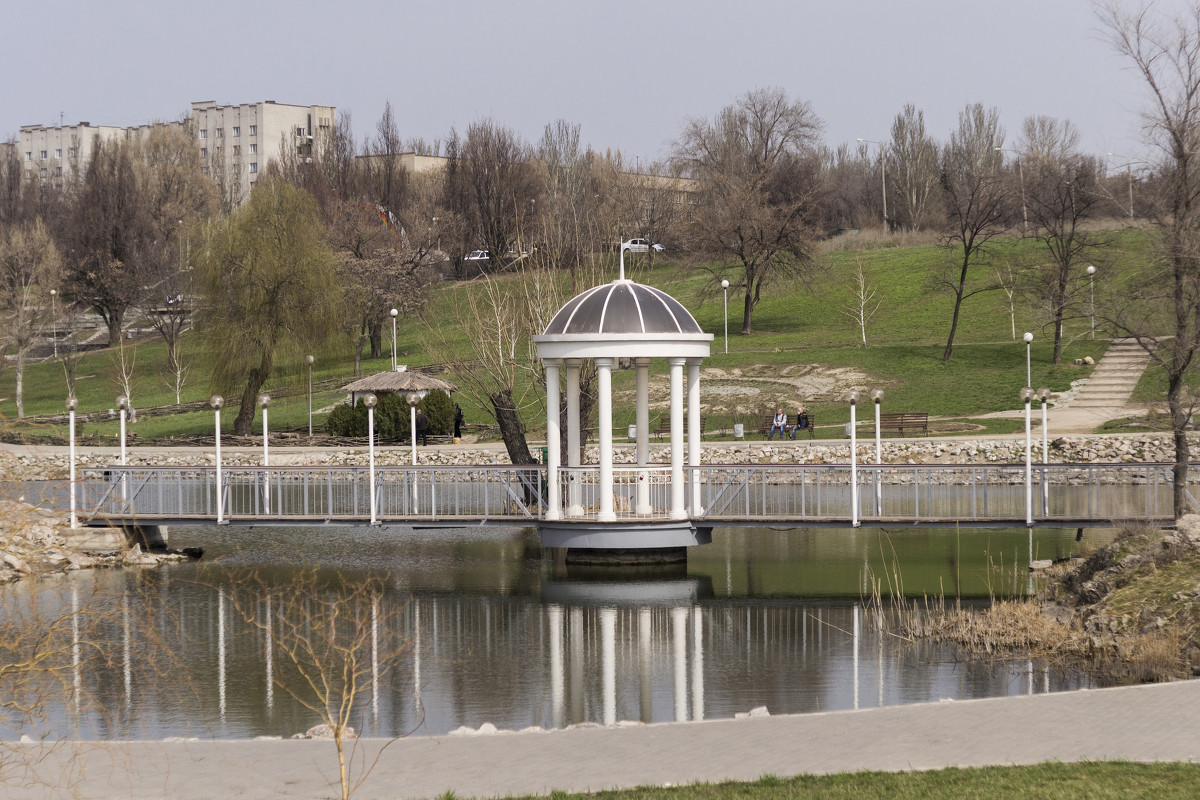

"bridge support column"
[635,358,651,515]
[687,358,702,516]
[597,357,616,522]
[668,357,686,520]
[566,360,583,517]
[545,359,562,521]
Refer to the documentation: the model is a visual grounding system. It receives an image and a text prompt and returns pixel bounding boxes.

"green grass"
[498,762,1200,799]
[0,227,1171,443]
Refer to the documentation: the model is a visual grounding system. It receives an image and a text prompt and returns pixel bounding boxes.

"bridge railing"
[559,465,674,519]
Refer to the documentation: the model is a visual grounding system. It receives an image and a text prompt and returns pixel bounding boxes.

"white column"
[668,358,686,520]
[597,357,616,522]
[687,358,702,516]
[635,358,651,514]
[545,360,562,521]
[566,360,582,517]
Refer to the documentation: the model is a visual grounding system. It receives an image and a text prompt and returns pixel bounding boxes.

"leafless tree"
[1017,116,1105,364]
[887,105,942,232]
[0,219,62,417]
[937,103,1009,361]
[1098,1,1200,517]
[842,257,882,346]
[674,87,824,334]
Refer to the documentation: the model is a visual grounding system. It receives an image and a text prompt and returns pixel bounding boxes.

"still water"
[10,524,1105,741]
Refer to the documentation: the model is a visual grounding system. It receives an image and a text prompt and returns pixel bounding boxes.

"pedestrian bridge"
[76,461,1187,530]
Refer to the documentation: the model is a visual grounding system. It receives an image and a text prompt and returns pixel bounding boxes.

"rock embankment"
[0,433,1190,480]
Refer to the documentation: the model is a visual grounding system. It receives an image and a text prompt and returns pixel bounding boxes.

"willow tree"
[196,178,342,434]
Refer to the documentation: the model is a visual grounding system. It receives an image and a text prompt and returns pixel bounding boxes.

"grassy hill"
[0,227,1164,444]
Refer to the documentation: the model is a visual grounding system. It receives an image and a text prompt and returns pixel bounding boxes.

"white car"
[622,238,665,253]
[463,250,492,262]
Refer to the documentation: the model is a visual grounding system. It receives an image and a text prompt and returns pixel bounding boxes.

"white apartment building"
[12,99,335,204]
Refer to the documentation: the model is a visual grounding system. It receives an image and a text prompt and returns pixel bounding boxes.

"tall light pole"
[1021,386,1033,528]
[306,354,314,437]
[259,393,271,515]
[364,393,378,525]
[407,392,420,511]
[871,388,883,516]
[116,395,128,503]
[720,279,729,354]
[857,138,887,230]
[846,390,859,528]
[1087,265,1096,339]
[211,395,225,524]
[50,289,57,358]
[390,308,399,371]
[67,395,77,529]
[1038,386,1050,516]
[995,147,1028,233]
[1106,153,1135,220]
[1023,331,1033,388]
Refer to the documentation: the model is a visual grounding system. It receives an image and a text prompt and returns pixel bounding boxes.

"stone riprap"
[0,434,1190,482]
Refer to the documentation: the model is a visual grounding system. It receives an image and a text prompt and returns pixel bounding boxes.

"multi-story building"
[11,99,334,204]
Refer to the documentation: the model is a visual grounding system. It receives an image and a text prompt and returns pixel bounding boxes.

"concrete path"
[8,680,1200,799]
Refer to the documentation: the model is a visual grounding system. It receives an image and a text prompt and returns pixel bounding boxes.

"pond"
[7,524,1106,741]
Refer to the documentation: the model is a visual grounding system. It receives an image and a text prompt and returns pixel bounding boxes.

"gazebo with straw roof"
[343,368,459,405]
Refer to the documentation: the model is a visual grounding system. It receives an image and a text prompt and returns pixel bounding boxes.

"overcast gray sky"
[2,0,1184,164]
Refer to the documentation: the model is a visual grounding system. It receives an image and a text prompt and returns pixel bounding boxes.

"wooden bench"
[757,414,815,439]
[878,412,929,436]
[652,416,706,440]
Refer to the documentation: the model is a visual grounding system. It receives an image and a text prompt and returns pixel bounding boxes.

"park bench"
[757,414,815,439]
[878,412,929,436]
[652,416,706,440]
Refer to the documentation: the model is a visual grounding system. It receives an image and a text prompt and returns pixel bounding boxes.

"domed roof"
[543,280,703,336]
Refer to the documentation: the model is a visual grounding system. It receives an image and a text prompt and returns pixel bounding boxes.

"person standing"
[768,407,787,440]
[454,404,464,439]
[416,408,429,446]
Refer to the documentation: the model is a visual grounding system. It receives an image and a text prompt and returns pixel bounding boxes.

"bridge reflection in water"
[78,462,1188,528]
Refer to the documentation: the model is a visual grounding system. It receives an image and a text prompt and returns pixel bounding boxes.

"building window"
[214,146,221,157]
[233,145,240,156]
[201,147,207,158]
[55,166,62,176]
[249,125,257,136]
[68,147,77,158]
[232,126,240,137]
[55,148,62,158]
[199,129,207,139]
[249,143,257,155]
[25,152,31,161]
[249,162,258,173]
[40,150,47,160]
[201,165,209,175]
[216,128,223,138]
[296,126,305,136]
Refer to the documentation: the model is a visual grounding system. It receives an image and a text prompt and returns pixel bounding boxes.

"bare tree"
[842,257,882,346]
[937,103,1009,361]
[1017,116,1104,364]
[887,105,942,232]
[0,219,62,417]
[674,87,824,334]
[1098,1,1200,517]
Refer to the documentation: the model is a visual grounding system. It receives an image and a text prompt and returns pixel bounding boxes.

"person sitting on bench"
[768,407,787,439]
[789,407,810,439]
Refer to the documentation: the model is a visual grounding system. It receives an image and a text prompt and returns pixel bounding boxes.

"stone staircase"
[1070,338,1153,409]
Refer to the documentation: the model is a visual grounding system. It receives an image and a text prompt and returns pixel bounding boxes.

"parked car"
[622,238,665,253]
[463,250,492,262]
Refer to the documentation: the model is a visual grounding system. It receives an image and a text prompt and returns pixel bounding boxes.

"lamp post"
[856,139,888,230]
[871,388,883,515]
[1021,386,1034,528]
[210,395,225,524]
[1105,153,1136,220]
[1023,331,1033,388]
[259,393,271,515]
[306,355,314,437]
[50,289,57,358]
[364,393,378,525]
[390,308,399,371]
[995,147,1028,233]
[407,392,420,510]
[116,394,128,504]
[720,280,729,354]
[846,390,859,527]
[1038,386,1050,516]
[67,395,77,529]
[1086,265,1096,339]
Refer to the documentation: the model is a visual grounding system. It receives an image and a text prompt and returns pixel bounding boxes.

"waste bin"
[733,423,744,439]
[844,422,853,438]
[628,424,637,440]
[540,446,548,464]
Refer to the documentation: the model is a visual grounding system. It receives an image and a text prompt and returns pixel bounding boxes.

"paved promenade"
[9,680,1199,799]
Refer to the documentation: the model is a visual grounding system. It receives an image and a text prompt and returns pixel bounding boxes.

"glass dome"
[543,281,703,336]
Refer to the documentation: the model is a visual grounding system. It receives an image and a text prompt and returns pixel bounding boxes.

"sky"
[2,0,1188,166]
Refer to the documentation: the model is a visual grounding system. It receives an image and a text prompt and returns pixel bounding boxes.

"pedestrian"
[416,408,428,446]
[768,407,786,440]
[454,404,464,439]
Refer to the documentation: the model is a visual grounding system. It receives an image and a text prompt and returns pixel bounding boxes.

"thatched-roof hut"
[343,368,459,405]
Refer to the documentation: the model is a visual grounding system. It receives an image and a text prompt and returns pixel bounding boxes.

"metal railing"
[77,461,1189,526]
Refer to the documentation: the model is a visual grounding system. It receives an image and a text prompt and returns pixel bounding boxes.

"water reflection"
[6,524,1103,741]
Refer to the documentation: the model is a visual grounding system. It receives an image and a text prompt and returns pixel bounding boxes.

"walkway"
[10,680,1199,799]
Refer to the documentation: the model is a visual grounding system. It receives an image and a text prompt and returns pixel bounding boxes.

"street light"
[390,308,399,371]
[259,393,271,515]
[66,395,77,529]
[306,355,314,437]
[720,279,729,354]
[1105,153,1135,220]
[995,147,1028,233]
[50,289,57,358]
[845,389,860,528]
[1023,331,1033,388]
[1038,386,1051,516]
[210,395,225,524]
[363,393,378,525]
[1087,265,1096,339]
[857,139,888,230]
[116,395,128,467]
[407,392,420,511]
[1021,386,1034,528]
[871,388,884,515]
